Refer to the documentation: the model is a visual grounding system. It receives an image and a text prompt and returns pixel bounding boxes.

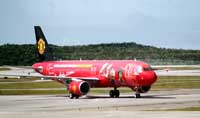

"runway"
[0,89,200,118]
[0,66,200,117]
[153,65,200,76]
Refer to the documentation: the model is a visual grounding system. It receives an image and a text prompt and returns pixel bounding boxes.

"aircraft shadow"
[83,95,175,99]
[56,94,175,99]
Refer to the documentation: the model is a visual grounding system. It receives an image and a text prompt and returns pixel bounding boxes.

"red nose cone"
[140,71,157,86]
[151,71,157,83]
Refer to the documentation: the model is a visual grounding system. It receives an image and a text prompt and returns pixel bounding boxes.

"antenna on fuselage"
[134,58,137,61]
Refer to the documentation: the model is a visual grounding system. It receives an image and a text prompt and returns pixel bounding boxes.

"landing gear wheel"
[109,90,115,98]
[69,93,79,99]
[69,93,74,99]
[75,95,79,99]
[109,90,120,98]
[135,93,141,98]
[114,90,120,98]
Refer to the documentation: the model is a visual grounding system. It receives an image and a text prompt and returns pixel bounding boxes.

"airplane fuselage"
[33,60,157,90]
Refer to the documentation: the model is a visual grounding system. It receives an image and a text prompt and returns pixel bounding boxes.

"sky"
[0,0,200,49]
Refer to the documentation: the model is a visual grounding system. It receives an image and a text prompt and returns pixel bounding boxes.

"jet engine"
[69,81,90,96]
[137,86,151,93]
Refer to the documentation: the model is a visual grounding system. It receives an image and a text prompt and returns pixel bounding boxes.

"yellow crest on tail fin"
[38,38,45,55]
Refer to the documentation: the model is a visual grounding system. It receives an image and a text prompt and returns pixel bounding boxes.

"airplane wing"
[0,73,99,81]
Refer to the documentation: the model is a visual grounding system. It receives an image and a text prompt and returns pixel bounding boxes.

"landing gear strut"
[109,88,120,98]
[134,86,141,98]
[69,93,79,99]
[135,93,141,98]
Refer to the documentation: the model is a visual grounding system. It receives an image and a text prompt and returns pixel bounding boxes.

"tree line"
[0,42,200,66]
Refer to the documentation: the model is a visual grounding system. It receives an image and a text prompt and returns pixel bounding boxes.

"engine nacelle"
[132,86,151,93]
[69,81,90,96]
[138,86,151,93]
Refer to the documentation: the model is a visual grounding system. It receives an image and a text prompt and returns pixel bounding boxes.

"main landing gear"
[109,88,120,98]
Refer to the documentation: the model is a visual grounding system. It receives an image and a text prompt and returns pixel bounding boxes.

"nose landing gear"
[109,88,120,98]
[135,93,141,98]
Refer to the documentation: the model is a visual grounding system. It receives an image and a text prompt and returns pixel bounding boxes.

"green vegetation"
[0,81,65,89]
[1,42,200,66]
[164,107,200,111]
[0,67,11,71]
[0,76,200,95]
[0,90,67,95]
[149,107,200,111]
[0,88,132,95]
[0,78,38,82]
[152,76,200,90]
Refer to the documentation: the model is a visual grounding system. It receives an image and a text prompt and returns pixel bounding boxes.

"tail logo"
[38,38,45,55]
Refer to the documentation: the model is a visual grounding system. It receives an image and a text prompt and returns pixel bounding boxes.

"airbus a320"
[32,26,157,99]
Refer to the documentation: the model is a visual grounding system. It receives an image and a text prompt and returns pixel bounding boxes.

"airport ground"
[0,66,200,118]
[0,89,200,118]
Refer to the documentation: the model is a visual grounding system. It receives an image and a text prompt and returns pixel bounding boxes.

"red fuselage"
[32,60,157,89]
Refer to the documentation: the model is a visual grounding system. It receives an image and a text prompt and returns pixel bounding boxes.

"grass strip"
[0,78,39,82]
[0,76,200,95]
[0,89,67,95]
[0,67,11,71]
[152,76,200,90]
[148,107,200,111]
[0,81,65,89]
[165,107,200,111]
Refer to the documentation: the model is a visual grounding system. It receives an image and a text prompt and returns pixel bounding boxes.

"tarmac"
[0,66,200,117]
[0,89,200,118]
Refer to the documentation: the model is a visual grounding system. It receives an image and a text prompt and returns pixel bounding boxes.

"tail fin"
[34,26,53,62]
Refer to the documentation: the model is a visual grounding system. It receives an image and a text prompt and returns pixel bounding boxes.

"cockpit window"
[143,66,153,71]
[136,66,143,74]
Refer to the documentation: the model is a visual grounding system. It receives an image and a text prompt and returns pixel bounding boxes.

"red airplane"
[4,26,157,99]
[32,26,157,99]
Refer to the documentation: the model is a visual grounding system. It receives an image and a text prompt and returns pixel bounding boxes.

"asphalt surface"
[153,65,200,76]
[156,69,200,76]
[0,66,41,79]
[0,89,200,118]
[0,66,200,117]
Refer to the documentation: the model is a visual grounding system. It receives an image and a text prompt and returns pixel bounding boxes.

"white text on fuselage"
[53,64,92,68]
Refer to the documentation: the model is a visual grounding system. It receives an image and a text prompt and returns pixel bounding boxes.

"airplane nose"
[152,71,157,82]
[140,71,157,85]
[150,71,157,84]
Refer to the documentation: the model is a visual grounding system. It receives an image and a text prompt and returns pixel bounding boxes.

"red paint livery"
[32,26,157,99]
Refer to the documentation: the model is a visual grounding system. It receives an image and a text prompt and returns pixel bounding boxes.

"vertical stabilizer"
[34,26,53,62]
